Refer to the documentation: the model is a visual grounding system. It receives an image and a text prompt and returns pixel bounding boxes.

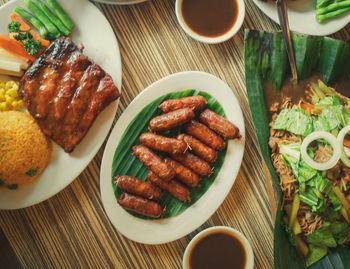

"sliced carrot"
[344,175,350,182]
[344,139,350,149]
[0,35,35,63]
[10,13,50,47]
[301,103,314,115]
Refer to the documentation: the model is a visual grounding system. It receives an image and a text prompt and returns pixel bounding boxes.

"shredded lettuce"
[307,222,337,248]
[331,222,350,244]
[306,245,328,267]
[273,109,313,136]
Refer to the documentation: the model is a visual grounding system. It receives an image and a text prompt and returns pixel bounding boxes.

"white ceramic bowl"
[175,0,245,44]
[183,226,254,269]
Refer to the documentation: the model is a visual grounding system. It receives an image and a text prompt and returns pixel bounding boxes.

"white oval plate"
[253,0,350,36]
[100,71,245,244]
[0,0,122,209]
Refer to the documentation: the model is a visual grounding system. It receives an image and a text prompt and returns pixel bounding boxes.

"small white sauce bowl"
[175,0,245,44]
[182,226,254,269]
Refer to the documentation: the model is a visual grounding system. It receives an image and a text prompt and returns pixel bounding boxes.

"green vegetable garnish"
[0,179,4,186]
[8,21,21,33]
[14,31,33,41]
[273,108,313,137]
[7,184,18,190]
[7,20,41,56]
[26,167,39,177]
[23,39,41,55]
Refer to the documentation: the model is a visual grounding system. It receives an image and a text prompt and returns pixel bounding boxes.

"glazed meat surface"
[19,37,120,153]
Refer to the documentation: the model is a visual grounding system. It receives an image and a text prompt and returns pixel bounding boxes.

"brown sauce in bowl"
[189,231,246,269]
[181,0,239,37]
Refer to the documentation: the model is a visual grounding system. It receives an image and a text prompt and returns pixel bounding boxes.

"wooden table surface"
[1,0,349,268]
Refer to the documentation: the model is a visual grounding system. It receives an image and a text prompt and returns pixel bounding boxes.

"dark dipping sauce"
[181,0,238,37]
[189,232,246,269]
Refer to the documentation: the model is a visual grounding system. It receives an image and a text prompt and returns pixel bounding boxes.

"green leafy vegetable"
[306,245,328,267]
[8,21,21,33]
[273,109,313,136]
[7,20,41,55]
[331,222,350,244]
[0,179,4,186]
[23,39,41,55]
[308,223,337,248]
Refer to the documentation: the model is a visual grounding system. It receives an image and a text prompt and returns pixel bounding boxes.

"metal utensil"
[276,0,298,82]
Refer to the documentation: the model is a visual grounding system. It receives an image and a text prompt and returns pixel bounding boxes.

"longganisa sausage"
[199,109,241,139]
[147,171,191,202]
[139,132,187,155]
[177,133,217,163]
[149,108,195,132]
[185,120,225,151]
[159,96,207,113]
[132,145,175,181]
[118,193,163,218]
[115,175,162,201]
[170,152,212,177]
[164,158,200,188]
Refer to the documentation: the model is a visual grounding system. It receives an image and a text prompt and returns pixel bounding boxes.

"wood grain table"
[1,0,349,268]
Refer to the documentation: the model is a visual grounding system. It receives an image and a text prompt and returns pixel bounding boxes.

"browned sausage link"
[164,158,200,187]
[170,152,212,176]
[159,96,207,113]
[115,175,162,201]
[149,108,195,132]
[132,145,175,181]
[147,171,191,202]
[118,193,163,218]
[177,134,218,163]
[185,120,225,151]
[139,132,187,155]
[199,109,240,139]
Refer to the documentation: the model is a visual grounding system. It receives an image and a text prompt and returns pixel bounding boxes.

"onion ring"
[337,125,350,168]
[301,131,341,171]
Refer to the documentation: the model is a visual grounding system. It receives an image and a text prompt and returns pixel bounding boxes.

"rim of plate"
[0,0,122,209]
[100,71,245,244]
[93,0,148,5]
[252,0,350,36]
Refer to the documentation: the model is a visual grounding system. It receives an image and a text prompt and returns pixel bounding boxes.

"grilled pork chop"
[19,37,120,153]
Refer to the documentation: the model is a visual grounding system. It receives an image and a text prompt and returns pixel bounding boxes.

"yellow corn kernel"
[16,100,24,109]
[11,100,18,108]
[12,83,19,91]
[6,88,18,98]
[0,102,8,111]
[0,82,5,89]
[5,95,14,104]
[5,81,14,89]
[0,92,5,102]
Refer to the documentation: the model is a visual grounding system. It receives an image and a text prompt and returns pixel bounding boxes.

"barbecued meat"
[19,37,120,153]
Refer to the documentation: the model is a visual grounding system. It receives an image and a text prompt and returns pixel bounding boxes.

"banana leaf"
[111,90,227,219]
[244,29,350,269]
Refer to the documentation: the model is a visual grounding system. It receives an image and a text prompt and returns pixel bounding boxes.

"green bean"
[24,0,61,38]
[14,6,49,38]
[316,0,350,15]
[46,0,74,31]
[36,0,70,36]
[317,6,350,22]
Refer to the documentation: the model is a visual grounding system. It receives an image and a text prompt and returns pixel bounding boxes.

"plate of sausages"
[100,71,245,244]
